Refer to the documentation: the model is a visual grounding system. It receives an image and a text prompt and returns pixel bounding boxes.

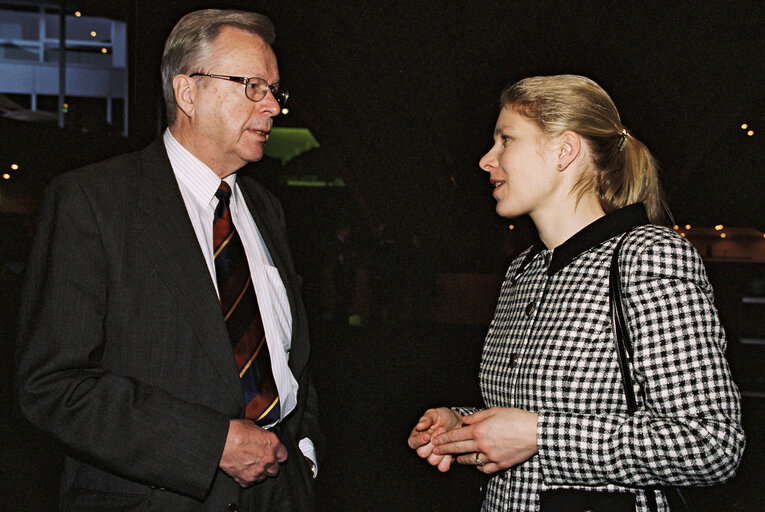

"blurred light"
[714,225,724,231]
[680,232,686,237]
[685,224,691,230]
[11,163,19,170]
[74,11,82,17]
[2,173,10,180]
[90,31,97,37]
[720,233,727,239]
[741,123,748,129]
[101,48,108,54]
[747,130,754,136]
[673,225,679,230]
[508,224,515,230]
[281,108,289,115]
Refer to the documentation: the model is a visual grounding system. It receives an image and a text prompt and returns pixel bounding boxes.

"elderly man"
[16,9,322,511]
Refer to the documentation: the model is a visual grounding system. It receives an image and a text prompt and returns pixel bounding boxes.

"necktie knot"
[216,181,232,202]
[214,182,232,223]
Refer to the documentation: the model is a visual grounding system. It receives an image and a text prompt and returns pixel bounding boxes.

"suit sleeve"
[15,175,230,500]
[537,233,745,487]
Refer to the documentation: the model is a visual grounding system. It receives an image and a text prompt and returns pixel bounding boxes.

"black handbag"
[540,234,692,512]
[539,488,636,511]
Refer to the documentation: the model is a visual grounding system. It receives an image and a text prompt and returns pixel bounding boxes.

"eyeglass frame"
[188,73,288,105]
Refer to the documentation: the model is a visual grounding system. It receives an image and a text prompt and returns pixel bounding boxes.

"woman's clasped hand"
[408,407,539,474]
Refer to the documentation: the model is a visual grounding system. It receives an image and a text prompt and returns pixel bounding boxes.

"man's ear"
[172,74,195,120]
[556,131,582,172]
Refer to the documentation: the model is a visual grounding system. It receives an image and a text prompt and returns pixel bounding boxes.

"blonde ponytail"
[599,131,670,225]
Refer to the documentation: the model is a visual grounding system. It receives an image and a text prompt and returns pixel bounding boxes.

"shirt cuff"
[298,437,318,477]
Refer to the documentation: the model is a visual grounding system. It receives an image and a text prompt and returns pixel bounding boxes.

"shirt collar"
[163,129,238,205]
[521,203,650,276]
[549,203,649,274]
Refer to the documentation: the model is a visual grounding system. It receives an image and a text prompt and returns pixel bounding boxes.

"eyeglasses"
[189,73,289,105]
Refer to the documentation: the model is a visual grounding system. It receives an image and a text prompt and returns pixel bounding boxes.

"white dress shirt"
[163,129,316,469]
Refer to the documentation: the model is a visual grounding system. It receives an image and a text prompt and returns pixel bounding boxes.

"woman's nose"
[479,149,495,173]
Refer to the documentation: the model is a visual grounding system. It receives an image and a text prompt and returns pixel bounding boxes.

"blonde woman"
[408,75,744,512]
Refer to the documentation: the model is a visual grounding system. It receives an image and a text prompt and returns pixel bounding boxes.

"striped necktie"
[213,181,280,426]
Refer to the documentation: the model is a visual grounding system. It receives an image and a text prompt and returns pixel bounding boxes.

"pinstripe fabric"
[458,204,744,512]
[164,129,300,423]
[16,138,322,509]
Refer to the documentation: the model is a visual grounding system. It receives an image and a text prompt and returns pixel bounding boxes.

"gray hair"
[160,9,275,125]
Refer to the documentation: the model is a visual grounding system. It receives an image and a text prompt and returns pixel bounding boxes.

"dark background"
[2,1,764,510]
[3,1,764,241]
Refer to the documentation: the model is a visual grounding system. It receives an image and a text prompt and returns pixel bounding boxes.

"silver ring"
[475,452,485,466]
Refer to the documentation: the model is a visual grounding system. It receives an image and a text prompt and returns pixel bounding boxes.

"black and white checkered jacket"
[459,204,745,512]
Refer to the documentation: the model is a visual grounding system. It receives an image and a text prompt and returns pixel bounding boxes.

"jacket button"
[227,504,240,512]
[524,301,536,316]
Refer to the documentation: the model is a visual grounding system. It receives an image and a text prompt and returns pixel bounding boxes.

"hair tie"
[617,128,628,152]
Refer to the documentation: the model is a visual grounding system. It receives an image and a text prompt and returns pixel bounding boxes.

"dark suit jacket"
[16,139,323,512]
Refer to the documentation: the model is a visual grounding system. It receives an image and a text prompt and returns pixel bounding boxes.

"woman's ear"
[556,131,581,171]
[172,74,195,120]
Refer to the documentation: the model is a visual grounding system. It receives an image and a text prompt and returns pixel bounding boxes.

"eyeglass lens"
[245,78,287,105]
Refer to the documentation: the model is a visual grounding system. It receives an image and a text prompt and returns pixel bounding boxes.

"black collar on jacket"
[518,203,650,277]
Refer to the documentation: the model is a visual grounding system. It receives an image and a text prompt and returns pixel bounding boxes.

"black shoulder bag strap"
[609,234,691,512]
[609,235,638,415]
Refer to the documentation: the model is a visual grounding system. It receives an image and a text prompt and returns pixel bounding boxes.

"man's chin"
[239,148,265,164]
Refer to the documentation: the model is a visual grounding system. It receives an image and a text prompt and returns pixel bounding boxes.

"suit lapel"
[134,140,244,410]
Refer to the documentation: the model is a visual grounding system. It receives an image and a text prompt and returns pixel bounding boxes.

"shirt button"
[509,353,519,367]
[227,504,240,512]
[524,301,536,316]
